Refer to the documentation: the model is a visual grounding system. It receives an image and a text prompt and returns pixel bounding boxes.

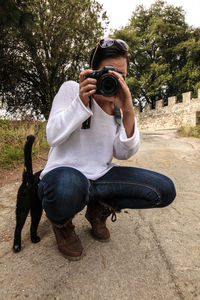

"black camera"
[85,66,119,97]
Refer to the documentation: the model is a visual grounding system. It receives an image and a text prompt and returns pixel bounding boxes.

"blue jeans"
[38,166,176,224]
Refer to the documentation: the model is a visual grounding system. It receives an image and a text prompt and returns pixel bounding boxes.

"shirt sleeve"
[46,81,93,147]
[113,117,140,160]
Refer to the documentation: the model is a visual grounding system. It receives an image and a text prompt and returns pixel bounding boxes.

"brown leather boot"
[85,200,118,242]
[51,219,83,261]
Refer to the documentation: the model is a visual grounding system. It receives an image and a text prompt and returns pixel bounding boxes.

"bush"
[178,125,200,139]
[0,120,49,169]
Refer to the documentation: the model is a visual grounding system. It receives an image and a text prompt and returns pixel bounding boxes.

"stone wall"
[135,89,200,130]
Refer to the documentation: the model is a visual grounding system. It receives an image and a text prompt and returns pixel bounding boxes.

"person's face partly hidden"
[94,56,127,102]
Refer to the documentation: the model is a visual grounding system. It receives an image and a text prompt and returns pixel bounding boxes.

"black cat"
[13,135,43,253]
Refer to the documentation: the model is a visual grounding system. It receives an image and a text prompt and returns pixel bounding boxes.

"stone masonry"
[135,89,200,130]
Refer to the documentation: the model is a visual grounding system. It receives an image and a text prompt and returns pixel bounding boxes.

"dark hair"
[89,40,129,70]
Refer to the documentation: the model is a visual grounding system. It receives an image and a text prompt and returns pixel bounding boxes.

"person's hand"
[108,70,134,114]
[108,70,135,138]
[79,69,97,106]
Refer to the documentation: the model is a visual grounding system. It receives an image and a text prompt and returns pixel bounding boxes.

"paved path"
[0,130,200,299]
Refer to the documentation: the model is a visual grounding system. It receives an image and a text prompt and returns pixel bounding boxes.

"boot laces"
[111,211,117,222]
[99,201,117,222]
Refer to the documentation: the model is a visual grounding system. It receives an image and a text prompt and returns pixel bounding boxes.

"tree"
[0,0,108,119]
[174,28,200,98]
[0,0,30,27]
[114,0,198,109]
[0,0,34,117]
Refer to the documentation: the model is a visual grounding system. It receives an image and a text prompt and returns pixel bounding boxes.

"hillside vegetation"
[0,120,49,170]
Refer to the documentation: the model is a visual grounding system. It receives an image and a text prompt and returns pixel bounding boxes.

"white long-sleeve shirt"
[40,81,140,180]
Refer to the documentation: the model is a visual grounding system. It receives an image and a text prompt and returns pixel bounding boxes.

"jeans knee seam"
[94,181,161,201]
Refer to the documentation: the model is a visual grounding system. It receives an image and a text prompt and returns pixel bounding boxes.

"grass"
[177,125,200,139]
[0,120,49,170]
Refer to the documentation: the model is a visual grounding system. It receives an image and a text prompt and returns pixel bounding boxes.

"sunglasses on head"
[91,38,129,69]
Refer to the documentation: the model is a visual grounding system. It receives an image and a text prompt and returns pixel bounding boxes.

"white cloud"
[98,0,199,31]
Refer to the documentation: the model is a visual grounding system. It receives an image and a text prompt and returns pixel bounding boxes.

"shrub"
[178,125,200,139]
[0,120,49,169]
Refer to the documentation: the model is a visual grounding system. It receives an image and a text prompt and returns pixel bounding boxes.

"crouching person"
[38,38,176,260]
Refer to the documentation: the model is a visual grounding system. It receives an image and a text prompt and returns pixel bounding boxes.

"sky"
[98,0,199,32]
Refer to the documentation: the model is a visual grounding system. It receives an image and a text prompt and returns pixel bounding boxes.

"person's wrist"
[79,94,90,107]
[122,104,135,115]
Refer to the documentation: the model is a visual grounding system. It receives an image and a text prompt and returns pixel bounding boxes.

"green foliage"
[178,125,200,139]
[0,0,32,27]
[175,29,200,94]
[0,0,108,119]
[114,0,200,108]
[0,119,48,169]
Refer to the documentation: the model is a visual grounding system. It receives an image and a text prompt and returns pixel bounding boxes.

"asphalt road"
[0,130,200,300]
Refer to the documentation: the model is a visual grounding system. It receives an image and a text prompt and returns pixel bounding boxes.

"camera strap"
[81,96,93,129]
[114,104,121,126]
[81,97,121,129]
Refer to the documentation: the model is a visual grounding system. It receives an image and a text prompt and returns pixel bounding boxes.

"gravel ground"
[0,130,200,300]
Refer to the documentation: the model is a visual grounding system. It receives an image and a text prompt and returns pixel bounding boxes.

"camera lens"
[98,74,119,97]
